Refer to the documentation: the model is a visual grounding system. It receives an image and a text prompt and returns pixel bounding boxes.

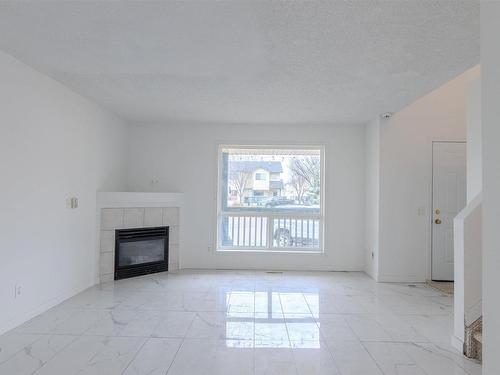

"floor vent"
[266,271,283,274]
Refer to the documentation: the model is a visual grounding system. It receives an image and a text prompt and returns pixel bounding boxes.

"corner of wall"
[364,118,381,281]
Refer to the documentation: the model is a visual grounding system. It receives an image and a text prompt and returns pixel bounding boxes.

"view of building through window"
[218,146,323,251]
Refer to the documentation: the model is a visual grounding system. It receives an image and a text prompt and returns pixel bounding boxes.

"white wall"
[451,70,483,352]
[466,74,482,202]
[0,51,128,334]
[453,194,482,350]
[377,66,480,282]
[364,118,380,280]
[481,2,500,373]
[127,122,366,271]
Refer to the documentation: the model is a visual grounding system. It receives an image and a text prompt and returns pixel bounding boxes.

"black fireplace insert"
[115,226,168,280]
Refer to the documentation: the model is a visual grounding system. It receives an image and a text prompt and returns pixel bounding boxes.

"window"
[217,145,324,252]
[255,172,267,181]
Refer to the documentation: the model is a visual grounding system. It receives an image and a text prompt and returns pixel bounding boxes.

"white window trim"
[216,144,326,253]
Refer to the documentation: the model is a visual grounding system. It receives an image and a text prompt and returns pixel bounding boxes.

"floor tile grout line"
[119,336,149,375]
[30,334,81,375]
[1,271,479,375]
[0,333,57,369]
[164,335,185,375]
[407,342,479,375]
[358,339,402,375]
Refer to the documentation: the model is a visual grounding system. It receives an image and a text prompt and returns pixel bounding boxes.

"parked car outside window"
[264,196,295,207]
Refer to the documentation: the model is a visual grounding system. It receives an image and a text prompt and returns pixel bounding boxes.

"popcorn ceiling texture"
[0,1,479,124]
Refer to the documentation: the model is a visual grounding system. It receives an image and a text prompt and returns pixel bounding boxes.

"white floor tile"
[314,314,358,341]
[168,338,254,375]
[292,342,340,375]
[255,347,297,375]
[33,336,145,375]
[0,270,481,375]
[363,342,424,375]
[0,334,76,375]
[122,338,181,375]
[152,311,196,338]
[326,339,384,375]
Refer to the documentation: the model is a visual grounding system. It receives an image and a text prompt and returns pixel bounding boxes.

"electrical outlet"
[207,245,212,252]
[14,284,22,298]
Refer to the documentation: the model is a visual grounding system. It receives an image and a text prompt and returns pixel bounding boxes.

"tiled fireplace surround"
[97,192,183,283]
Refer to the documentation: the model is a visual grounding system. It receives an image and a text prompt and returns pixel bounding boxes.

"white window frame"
[216,144,325,253]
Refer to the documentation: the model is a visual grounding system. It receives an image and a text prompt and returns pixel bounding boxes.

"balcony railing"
[218,213,322,251]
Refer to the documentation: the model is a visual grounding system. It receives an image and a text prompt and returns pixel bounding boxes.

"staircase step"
[473,331,483,344]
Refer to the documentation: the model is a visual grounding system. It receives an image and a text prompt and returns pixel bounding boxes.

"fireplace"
[115,226,169,280]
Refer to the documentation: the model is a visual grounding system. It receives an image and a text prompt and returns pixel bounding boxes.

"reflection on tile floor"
[0,270,481,374]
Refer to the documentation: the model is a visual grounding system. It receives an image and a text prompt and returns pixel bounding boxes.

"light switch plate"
[66,197,79,209]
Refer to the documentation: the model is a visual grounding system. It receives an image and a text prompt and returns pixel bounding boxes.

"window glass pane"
[222,148,321,213]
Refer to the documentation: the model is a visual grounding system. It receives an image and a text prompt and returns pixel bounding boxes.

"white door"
[432,142,466,281]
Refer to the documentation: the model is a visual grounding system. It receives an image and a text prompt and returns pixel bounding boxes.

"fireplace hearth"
[115,226,169,280]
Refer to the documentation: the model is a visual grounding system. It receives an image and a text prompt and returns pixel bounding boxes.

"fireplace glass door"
[115,226,169,279]
[118,238,165,266]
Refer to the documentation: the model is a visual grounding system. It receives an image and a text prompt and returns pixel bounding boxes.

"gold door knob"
[435,219,442,224]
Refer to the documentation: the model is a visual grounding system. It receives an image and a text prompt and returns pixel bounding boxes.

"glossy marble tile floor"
[0,270,480,375]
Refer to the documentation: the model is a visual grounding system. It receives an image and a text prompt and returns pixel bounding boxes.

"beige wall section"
[377,65,480,282]
[465,73,482,202]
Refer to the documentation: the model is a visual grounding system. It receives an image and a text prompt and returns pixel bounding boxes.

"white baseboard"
[451,335,464,353]
[184,266,363,272]
[0,282,94,336]
[376,274,426,283]
[363,268,378,281]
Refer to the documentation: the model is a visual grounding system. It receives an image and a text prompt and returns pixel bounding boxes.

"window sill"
[216,248,325,254]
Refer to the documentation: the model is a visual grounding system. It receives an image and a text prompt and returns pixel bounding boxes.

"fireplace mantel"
[97,192,184,209]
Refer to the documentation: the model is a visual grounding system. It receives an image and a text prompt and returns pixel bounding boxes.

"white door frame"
[430,140,466,281]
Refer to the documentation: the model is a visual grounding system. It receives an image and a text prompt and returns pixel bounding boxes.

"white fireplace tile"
[123,208,145,228]
[100,230,115,253]
[163,208,179,226]
[169,245,179,264]
[101,209,124,230]
[168,226,179,246]
[169,226,180,246]
[100,274,114,283]
[100,252,114,275]
[169,262,179,271]
[100,205,182,281]
[144,208,163,227]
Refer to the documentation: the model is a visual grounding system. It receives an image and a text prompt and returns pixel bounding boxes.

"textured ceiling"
[0,1,479,125]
